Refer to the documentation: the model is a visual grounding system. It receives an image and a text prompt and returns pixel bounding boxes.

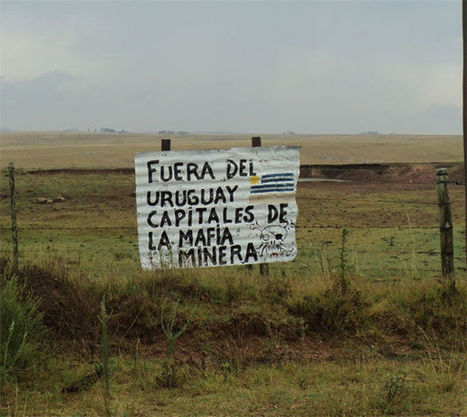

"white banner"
[135,146,300,269]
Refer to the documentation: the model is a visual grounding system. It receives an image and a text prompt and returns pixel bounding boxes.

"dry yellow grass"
[1,132,462,169]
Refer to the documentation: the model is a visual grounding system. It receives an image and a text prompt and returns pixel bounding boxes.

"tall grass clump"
[336,227,351,295]
[15,258,100,341]
[0,272,43,385]
[382,279,467,343]
[288,229,369,335]
[159,299,190,388]
[374,371,410,415]
[418,328,465,393]
[99,296,112,416]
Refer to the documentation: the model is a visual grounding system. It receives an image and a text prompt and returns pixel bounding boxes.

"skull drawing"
[251,221,295,259]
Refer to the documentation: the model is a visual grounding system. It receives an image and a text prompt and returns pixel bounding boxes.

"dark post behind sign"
[161,138,171,151]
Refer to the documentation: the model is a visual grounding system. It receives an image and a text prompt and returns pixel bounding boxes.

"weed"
[375,371,409,415]
[291,229,365,336]
[0,275,43,385]
[264,273,292,304]
[133,338,140,366]
[403,281,465,338]
[296,373,309,390]
[315,247,332,281]
[61,362,103,393]
[224,277,243,304]
[98,296,111,405]
[418,328,465,393]
[337,228,351,296]
[160,298,189,357]
[158,299,190,388]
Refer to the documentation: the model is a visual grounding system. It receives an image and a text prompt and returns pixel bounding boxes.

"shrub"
[374,371,410,415]
[0,275,43,384]
[289,288,369,334]
[288,227,369,336]
[391,280,466,343]
[16,263,100,340]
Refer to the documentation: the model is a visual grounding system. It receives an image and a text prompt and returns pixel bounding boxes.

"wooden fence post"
[463,0,467,268]
[436,168,454,276]
[252,137,270,276]
[161,138,171,151]
[8,162,18,271]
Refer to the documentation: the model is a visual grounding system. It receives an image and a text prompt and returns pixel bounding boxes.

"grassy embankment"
[0,250,465,416]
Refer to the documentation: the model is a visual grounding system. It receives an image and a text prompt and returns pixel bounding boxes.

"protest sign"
[135,146,300,269]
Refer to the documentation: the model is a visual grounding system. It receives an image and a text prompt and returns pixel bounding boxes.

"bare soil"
[25,162,464,185]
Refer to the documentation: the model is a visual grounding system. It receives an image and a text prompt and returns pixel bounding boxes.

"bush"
[395,280,466,344]
[289,288,369,334]
[0,275,43,384]
[16,263,100,340]
[410,282,465,330]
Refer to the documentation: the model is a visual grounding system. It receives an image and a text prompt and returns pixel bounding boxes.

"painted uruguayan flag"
[249,172,295,194]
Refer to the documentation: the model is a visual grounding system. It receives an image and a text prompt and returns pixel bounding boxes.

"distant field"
[1,132,463,169]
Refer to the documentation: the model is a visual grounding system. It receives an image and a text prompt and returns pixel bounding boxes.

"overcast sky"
[0,1,462,134]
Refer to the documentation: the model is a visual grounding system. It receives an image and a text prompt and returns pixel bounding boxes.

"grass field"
[0,171,466,279]
[0,170,465,279]
[1,132,463,169]
[0,133,465,416]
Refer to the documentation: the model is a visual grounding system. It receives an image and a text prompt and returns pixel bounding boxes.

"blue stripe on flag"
[261,177,294,184]
[251,182,295,190]
[250,187,295,194]
[262,173,294,179]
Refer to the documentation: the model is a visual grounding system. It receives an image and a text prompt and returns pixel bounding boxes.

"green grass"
[1,351,464,416]
[0,248,464,416]
[1,171,464,278]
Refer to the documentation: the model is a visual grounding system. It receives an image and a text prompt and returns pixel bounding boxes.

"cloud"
[412,104,462,134]
[0,1,462,133]
[2,71,91,129]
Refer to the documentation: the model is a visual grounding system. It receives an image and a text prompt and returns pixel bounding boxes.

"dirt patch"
[25,163,463,184]
[300,162,463,184]
[120,332,415,372]
[27,168,134,176]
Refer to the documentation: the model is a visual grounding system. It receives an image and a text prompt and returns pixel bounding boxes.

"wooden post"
[161,138,171,151]
[8,162,18,271]
[252,137,270,276]
[251,136,261,148]
[463,0,467,267]
[436,168,454,276]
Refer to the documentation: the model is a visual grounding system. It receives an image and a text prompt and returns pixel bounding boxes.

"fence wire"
[0,171,462,276]
[0,193,441,205]
[0,225,441,231]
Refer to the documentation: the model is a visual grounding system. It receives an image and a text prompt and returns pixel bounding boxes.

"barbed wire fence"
[1,162,463,277]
